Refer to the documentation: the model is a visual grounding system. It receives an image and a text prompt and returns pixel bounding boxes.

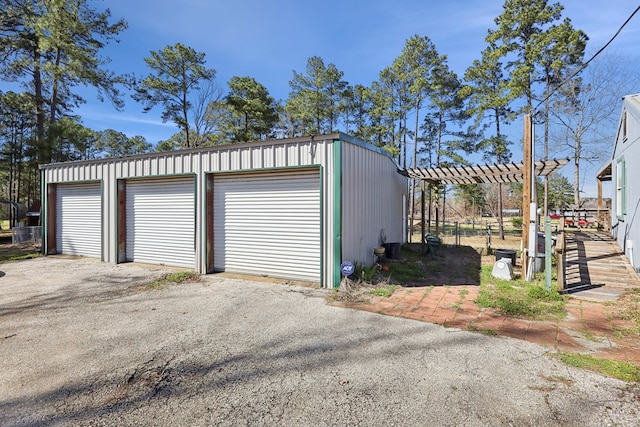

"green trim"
[616,157,626,220]
[115,179,121,263]
[332,140,343,288]
[40,169,46,254]
[318,166,324,287]
[119,172,197,182]
[337,132,396,162]
[207,164,323,176]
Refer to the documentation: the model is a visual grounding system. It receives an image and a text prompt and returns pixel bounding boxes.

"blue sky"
[77,0,639,143]
[3,0,639,195]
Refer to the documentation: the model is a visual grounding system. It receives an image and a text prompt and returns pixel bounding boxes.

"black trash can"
[383,243,401,259]
[495,249,516,266]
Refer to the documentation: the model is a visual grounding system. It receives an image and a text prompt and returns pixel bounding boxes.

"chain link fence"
[11,226,42,245]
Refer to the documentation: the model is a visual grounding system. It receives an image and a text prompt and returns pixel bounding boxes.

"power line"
[534,5,640,111]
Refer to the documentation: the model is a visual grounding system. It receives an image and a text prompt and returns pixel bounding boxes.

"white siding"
[56,183,102,258]
[126,177,195,268]
[612,96,640,272]
[213,169,321,282]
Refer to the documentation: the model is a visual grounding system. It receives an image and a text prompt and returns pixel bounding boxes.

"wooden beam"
[522,114,532,278]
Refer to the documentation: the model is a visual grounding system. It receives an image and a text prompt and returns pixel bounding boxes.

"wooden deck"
[563,230,640,300]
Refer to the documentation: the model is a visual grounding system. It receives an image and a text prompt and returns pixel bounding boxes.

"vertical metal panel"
[126,177,195,268]
[213,169,321,282]
[340,142,407,267]
[42,136,336,281]
[56,183,102,258]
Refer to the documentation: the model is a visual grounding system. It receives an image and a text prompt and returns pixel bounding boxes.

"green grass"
[372,285,397,298]
[0,244,42,263]
[387,262,426,283]
[476,265,566,320]
[555,352,640,382]
[146,271,200,289]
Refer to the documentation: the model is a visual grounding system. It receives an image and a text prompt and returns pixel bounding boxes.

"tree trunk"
[33,47,49,164]
[494,107,505,240]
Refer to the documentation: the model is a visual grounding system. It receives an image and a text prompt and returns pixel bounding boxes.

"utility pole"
[522,114,533,279]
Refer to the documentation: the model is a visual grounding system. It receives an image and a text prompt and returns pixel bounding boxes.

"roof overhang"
[596,161,612,182]
[398,158,569,185]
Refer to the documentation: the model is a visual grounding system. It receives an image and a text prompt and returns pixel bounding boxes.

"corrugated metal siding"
[126,177,195,268]
[340,142,407,267]
[56,183,102,258]
[213,169,321,282]
[41,136,338,286]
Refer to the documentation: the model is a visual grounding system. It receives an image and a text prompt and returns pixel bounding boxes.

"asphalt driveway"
[1,258,638,426]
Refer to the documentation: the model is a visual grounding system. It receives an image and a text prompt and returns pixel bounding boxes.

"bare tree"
[192,80,224,146]
[550,52,640,207]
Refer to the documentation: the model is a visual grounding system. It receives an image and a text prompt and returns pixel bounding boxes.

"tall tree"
[95,129,152,158]
[534,17,586,214]
[0,0,127,164]
[486,0,564,113]
[547,172,573,211]
[133,43,216,148]
[0,90,35,206]
[223,76,278,142]
[48,116,97,161]
[286,56,347,136]
[462,44,514,238]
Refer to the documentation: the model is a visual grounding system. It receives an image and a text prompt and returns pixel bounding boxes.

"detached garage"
[40,133,406,288]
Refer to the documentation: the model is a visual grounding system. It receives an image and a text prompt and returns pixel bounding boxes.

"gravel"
[1,257,638,426]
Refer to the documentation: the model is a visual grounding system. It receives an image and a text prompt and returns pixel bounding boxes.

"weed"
[372,285,397,298]
[387,262,425,284]
[0,245,42,263]
[580,330,599,342]
[146,271,200,289]
[449,302,462,312]
[538,374,574,386]
[554,352,640,382]
[475,265,566,320]
[459,288,469,299]
[353,262,379,283]
[422,286,434,297]
[467,325,498,336]
[614,289,640,336]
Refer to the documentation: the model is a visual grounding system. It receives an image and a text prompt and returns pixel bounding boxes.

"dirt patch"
[379,243,518,287]
[0,242,41,262]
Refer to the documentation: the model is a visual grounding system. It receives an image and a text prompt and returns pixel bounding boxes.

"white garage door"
[56,182,102,258]
[213,170,321,282]
[126,177,195,268]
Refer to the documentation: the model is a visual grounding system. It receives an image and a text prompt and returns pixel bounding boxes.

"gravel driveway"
[1,257,638,426]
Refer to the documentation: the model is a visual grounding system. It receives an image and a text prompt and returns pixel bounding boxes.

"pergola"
[398,157,570,278]
[398,158,569,185]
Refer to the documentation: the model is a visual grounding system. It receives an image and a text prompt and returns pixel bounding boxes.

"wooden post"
[597,177,603,229]
[421,180,425,244]
[556,221,565,291]
[522,114,532,278]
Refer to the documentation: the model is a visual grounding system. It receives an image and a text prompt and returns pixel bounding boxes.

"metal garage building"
[40,133,406,288]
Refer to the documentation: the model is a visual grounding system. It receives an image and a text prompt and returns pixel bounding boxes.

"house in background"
[608,93,640,274]
[39,133,407,288]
